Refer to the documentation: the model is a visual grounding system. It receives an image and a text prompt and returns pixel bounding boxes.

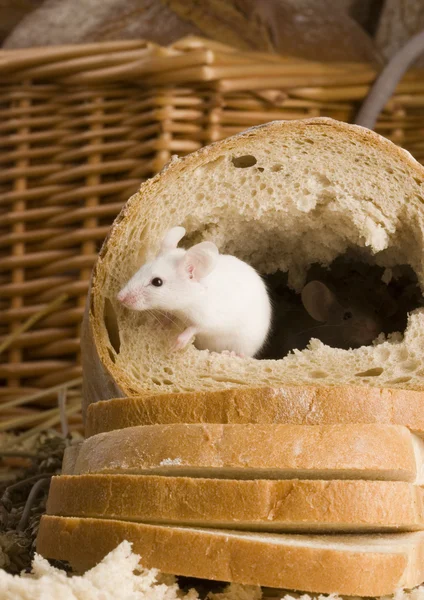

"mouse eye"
[343,311,353,321]
[151,277,163,287]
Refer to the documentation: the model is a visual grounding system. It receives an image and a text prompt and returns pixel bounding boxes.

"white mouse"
[117,226,272,357]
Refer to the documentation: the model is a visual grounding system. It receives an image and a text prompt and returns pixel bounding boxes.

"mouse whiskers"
[146,310,185,333]
[155,310,181,329]
[295,321,345,338]
[145,309,166,330]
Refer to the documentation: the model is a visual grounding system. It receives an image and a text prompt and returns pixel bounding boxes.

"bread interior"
[93,121,424,394]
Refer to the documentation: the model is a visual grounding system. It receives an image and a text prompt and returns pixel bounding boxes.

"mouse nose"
[117,289,137,307]
[357,318,380,344]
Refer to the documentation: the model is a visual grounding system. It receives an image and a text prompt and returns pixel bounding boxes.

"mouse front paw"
[173,326,197,352]
[173,336,189,352]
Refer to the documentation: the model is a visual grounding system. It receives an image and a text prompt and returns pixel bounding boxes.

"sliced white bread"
[46,474,424,533]
[69,423,424,483]
[82,118,424,417]
[61,441,83,475]
[62,442,82,475]
[85,385,424,436]
[37,516,424,595]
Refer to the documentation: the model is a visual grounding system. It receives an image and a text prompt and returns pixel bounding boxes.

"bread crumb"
[1,541,423,600]
[362,217,389,252]
[0,541,196,600]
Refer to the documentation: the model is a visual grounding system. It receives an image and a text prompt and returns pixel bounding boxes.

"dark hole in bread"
[103,298,121,354]
[355,367,385,377]
[231,154,257,168]
[261,256,423,359]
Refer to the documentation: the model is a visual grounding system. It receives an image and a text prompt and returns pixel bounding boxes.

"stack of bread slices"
[38,385,424,596]
[37,119,424,596]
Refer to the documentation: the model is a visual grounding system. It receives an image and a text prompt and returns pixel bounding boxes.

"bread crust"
[83,118,424,418]
[61,442,83,475]
[85,386,424,436]
[36,515,424,595]
[46,474,424,532]
[71,423,419,482]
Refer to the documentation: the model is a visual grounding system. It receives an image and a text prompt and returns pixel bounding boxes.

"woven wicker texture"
[0,36,423,429]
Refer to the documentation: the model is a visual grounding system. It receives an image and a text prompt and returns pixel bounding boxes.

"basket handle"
[354,28,424,130]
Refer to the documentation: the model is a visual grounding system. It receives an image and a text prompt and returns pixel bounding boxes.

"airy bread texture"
[85,386,424,436]
[0,541,191,600]
[37,516,424,596]
[83,118,424,415]
[46,474,424,533]
[69,423,424,483]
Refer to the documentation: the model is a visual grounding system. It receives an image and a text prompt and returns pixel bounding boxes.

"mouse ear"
[183,242,219,280]
[159,226,186,255]
[301,280,341,322]
[378,293,398,318]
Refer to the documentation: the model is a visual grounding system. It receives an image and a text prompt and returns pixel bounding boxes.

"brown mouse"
[268,279,396,358]
[300,280,384,349]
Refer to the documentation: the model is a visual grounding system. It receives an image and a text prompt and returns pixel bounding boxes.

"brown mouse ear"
[301,280,340,322]
[159,226,186,255]
[183,242,219,280]
[378,293,398,318]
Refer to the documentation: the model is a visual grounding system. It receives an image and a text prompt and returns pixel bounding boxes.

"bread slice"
[69,423,424,482]
[37,516,424,595]
[82,118,424,417]
[85,385,424,436]
[61,441,83,474]
[46,474,424,533]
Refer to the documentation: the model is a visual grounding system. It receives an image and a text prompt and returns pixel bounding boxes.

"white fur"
[118,228,271,357]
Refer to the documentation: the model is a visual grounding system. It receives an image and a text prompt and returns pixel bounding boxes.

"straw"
[0,377,82,413]
[58,387,69,437]
[15,402,82,444]
[0,293,69,355]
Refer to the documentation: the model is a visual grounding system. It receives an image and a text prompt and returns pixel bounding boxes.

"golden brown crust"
[37,515,424,595]
[46,474,424,532]
[72,423,417,481]
[85,385,424,436]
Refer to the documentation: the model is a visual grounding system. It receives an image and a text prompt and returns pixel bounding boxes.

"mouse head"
[117,226,219,312]
[301,280,383,348]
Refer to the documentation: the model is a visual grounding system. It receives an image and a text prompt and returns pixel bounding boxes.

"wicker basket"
[1,35,424,431]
